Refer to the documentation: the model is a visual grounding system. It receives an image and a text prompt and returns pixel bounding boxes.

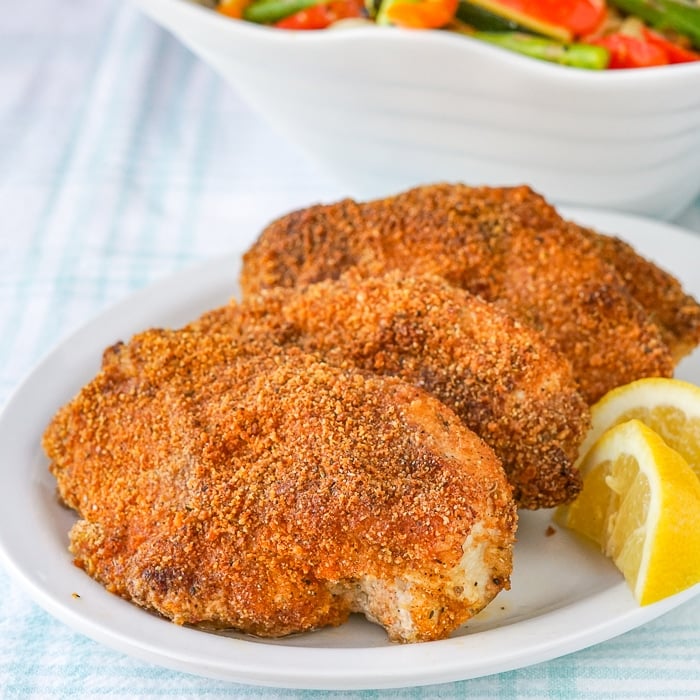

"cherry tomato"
[274,0,364,28]
[592,32,667,68]
[494,0,606,37]
[642,28,700,64]
[592,28,700,68]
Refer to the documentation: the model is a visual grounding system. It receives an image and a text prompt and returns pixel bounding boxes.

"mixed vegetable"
[208,0,700,69]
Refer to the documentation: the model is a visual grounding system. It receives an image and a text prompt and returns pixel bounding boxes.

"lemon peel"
[577,377,700,478]
[557,419,700,605]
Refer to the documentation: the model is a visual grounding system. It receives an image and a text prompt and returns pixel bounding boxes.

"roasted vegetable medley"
[201,0,700,69]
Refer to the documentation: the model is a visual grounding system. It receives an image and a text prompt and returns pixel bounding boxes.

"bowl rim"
[140,0,700,85]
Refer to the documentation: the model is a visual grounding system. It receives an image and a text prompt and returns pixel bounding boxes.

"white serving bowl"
[133,0,700,218]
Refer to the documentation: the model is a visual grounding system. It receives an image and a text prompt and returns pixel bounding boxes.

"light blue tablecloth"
[1,1,699,697]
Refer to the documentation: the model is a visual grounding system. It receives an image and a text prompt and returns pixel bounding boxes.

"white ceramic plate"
[1,207,699,690]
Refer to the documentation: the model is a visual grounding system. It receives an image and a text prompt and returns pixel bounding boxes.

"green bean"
[243,0,324,24]
[473,32,610,69]
[608,0,700,48]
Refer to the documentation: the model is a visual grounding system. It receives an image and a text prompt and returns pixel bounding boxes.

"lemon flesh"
[577,377,700,479]
[557,419,700,605]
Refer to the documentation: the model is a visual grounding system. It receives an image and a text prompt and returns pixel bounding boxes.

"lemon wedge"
[577,377,700,478]
[556,419,700,605]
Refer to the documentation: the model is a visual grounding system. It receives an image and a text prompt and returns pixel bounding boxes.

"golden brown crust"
[193,273,588,508]
[44,331,516,643]
[588,230,700,362]
[240,183,695,403]
[493,224,674,404]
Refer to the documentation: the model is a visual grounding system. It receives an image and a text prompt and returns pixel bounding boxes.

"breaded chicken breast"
[43,330,516,643]
[588,230,700,362]
[192,273,588,509]
[240,184,698,403]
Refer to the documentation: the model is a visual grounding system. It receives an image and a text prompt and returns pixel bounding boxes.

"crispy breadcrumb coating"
[43,331,516,643]
[589,230,700,362]
[240,183,696,403]
[192,273,588,509]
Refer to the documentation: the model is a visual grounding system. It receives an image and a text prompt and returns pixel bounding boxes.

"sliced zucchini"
[458,0,572,41]
[456,2,530,31]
